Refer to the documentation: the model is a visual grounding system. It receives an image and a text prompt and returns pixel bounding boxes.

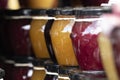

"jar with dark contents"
[44,64,59,80]
[4,59,15,80]
[29,9,50,60]
[71,7,110,71]
[12,59,33,80]
[3,10,34,57]
[49,8,78,66]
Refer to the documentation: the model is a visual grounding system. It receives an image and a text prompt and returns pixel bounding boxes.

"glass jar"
[3,10,33,57]
[28,0,58,9]
[0,0,7,9]
[12,62,33,80]
[29,9,50,59]
[97,12,120,80]
[71,7,110,71]
[50,8,78,66]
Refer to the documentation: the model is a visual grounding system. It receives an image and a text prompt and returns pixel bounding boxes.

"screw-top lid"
[61,7,74,15]
[47,8,61,16]
[45,64,59,73]
[0,68,5,79]
[13,57,34,63]
[74,7,111,16]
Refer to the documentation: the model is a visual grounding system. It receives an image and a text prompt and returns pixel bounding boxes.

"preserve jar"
[12,60,33,80]
[0,0,7,9]
[71,7,110,71]
[50,8,78,66]
[28,0,58,9]
[97,12,120,80]
[44,64,59,80]
[3,10,33,57]
[29,9,50,59]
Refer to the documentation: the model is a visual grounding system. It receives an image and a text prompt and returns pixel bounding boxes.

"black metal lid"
[0,68,5,79]
[13,57,34,63]
[46,8,61,16]
[74,7,111,16]
[45,64,59,73]
[3,9,47,17]
[61,7,74,15]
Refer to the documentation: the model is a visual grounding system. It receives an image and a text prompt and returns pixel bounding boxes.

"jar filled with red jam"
[71,7,110,71]
[0,0,7,9]
[3,10,33,57]
[12,59,33,80]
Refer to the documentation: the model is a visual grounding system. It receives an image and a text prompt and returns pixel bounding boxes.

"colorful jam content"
[81,0,108,6]
[71,21,103,70]
[31,68,46,80]
[30,20,50,59]
[7,19,33,57]
[12,64,33,80]
[50,15,78,66]
[0,0,7,9]
[28,0,58,9]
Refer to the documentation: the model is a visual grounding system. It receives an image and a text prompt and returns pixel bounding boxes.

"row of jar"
[0,7,110,67]
[0,0,111,10]
[0,57,107,80]
[1,7,120,80]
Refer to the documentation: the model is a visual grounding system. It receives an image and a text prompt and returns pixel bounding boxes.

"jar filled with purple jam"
[3,10,34,57]
[71,7,110,71]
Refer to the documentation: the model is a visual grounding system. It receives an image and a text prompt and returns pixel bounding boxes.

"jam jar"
[97,12,120,80]
[31,60,47,80]
[29,9,50,59]
[4,59,15,80]
[71,7,110,71]
[28,0,58,9]
[44,64,59,80]
[50,8,78,66]
[12,59,33,80]
[0,0,7,9]
[3,10,33,57]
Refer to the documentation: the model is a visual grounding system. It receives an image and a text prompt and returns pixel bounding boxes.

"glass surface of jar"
[71,7,110,71]
[3,10,33,57]
[12,62,33,80]
[0,0,7,9]
[29,10,50,59]
[50,8,78,66]
[28,0,58,9]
